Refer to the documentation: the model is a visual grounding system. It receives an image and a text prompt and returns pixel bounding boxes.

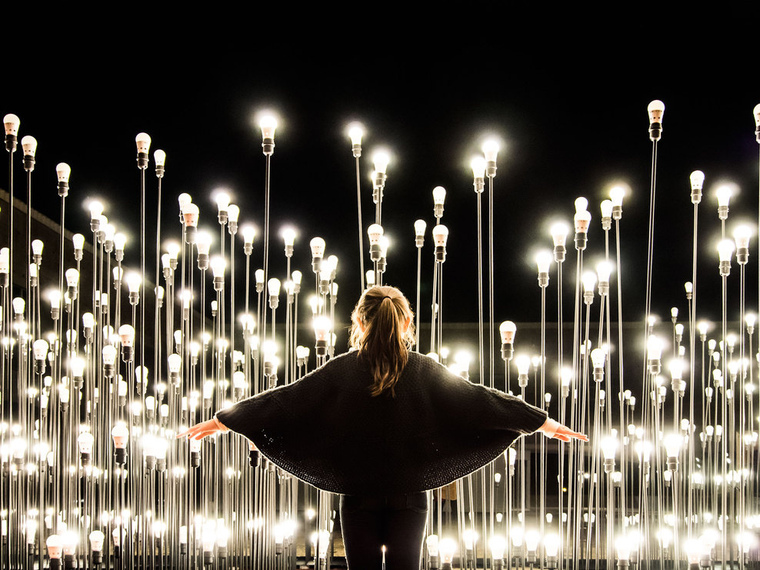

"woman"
[180,285,587,568]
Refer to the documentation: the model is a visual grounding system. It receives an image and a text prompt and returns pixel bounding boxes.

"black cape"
[216,351,547,495]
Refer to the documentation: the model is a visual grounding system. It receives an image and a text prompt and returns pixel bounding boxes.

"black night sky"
[5,16,760,366]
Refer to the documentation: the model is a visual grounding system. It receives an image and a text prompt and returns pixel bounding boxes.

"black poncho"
[215,351,547,495]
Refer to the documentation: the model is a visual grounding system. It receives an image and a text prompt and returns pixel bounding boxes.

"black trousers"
[339,491,429,569]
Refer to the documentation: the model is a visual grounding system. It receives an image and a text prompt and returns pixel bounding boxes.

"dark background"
[4,15,760,371]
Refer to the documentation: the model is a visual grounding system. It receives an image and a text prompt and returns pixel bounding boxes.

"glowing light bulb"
[310,237,326,258]
[46,534,63,560]
[372,149,390,175]
[347,122,364,146]
[414,219,427,247]
[433,185,446,206]
[3,113,20,137]
[600,199,613,220]
[135,132,151,154]
[118,324,135,347]
[482,138,499,171]
[432,224,449,247]
[536,250,552,274]
[718,238,735,263]
[648,99,665,125]
[471,155,486,179]
[663,433,682,459]
[242,225,256,246]
[259,113,277,139]
[367,224,384,245]
[56,162,71,183]
[313,315,332,343]
[610,186,625,207]
[183,203,199,228]
[65,268,79,288]
[110,423,129,454]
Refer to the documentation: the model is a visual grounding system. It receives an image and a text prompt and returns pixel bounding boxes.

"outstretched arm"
[177,417,229,441]
[536,417,588,442]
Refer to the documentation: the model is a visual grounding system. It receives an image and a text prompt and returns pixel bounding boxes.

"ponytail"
[349,286,416,397]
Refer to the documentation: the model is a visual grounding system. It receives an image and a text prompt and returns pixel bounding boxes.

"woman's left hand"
[538,417,588,442]
[177,418,228,441]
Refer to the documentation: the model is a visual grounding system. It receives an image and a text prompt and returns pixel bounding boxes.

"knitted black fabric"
[215,351,547,495]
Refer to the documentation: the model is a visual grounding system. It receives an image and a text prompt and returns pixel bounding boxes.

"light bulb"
[211,256,226,279]
[228,204,240,227]
[601,436,618,460]
[596,261,612,285]
[268,278,281,297]
[432,185,447,206]
[3,113,20,137]
[482,138,499,163]
[78,431,95,455]
[426,534,440,557]
[121,276,140,300]
[32,339,49,360]
[716,184,733,213]
[154,149,166,167]
[313,315,332,343]
[102,345,118,369]
[500,320,516,345]
[574,209,591,233]
[734,224,751,264]
[471,155,486,179]
[414,219,426,238]
[590,347,606,370]
[663,433,682,459]
[31,239,44,257]
[56,162,71,183]
[282,227,296,248]
[609,185,625,207]
[524,529,540,553]
[183,203,200,228]
[536,250,552,274]
[600,199,613,220]
[12,297,25,315]
[215,191,231,214]
[647,335,663,361]
[65,268,79,288]
[432,224,449,247]
[347,122,364,146]
[259,113,277,139]
[648,99,665,125]
[168,353,182,374]
[135,132,151,154]
[515,353,531,376]
[242,225,256,246]
[615,535,632,562]
[372,149,390,175]
[544,533,560,558]
[196,230,212,256]
[46,534,63,560]
[113,233,127,253]
[310,237,326,258]
[717,238,735,262]
[118,324,135,347]
[440,538,457,564]
[22,135,37,159]
[582,271,597,293]
[367,224,384,245]
[551,222,569,246]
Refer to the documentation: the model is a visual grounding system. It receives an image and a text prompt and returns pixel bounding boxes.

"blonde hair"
[349,285,416,397]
